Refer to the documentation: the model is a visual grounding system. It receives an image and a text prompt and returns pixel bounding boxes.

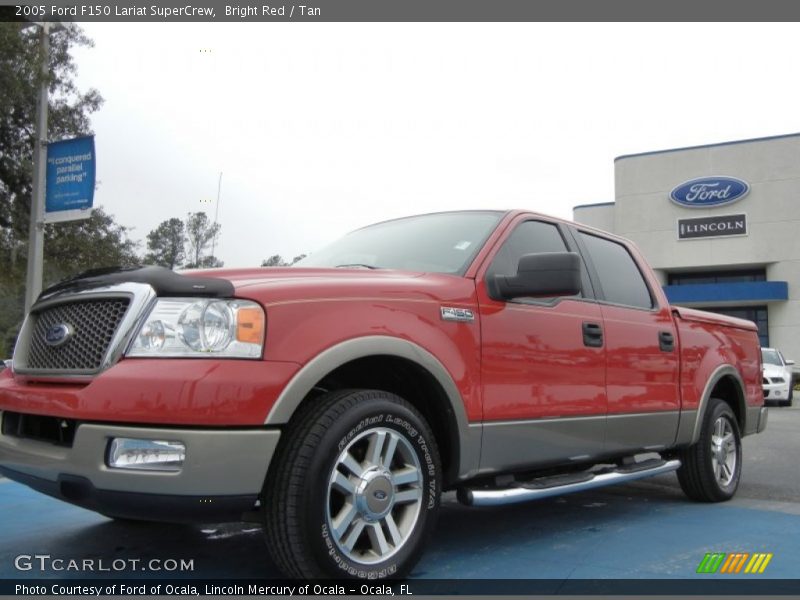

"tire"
[263,389,441,579]
[677,398,742,502]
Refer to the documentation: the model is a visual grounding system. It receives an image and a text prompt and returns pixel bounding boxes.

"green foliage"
[261,254,287,267]
[261,253,306,267]
[43,207,140,283]
[145,217,185,269]
[197,255,223,268]
[0,23,103,236]
[183,211,221,269]
[0,207,139,357]
[0,23,113,357]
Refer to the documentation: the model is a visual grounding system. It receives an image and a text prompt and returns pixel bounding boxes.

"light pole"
[22,22,61,313]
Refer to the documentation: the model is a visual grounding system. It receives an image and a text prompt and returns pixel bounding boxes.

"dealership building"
[574,132,800,363]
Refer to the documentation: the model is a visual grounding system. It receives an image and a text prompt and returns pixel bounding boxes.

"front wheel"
[677,397,742,502]
[263,389,441,579]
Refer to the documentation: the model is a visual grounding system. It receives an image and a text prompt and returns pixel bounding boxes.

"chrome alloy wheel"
[326,427,423,564]
[710,416,737,487]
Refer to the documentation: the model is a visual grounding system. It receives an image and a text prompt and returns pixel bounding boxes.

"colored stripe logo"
[697,552,772,574]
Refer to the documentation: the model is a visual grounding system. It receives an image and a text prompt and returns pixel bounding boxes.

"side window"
[486,220,586,302]
[579,233,653,309]
[487,220,569,280]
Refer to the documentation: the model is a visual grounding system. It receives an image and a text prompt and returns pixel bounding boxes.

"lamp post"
[22,21,58,313]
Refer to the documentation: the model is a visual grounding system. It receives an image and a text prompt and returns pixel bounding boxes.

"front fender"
[264,335,482,480]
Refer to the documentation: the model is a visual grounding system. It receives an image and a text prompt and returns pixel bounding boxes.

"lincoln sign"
[677,214,747,240]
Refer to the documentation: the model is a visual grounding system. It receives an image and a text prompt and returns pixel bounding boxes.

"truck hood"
[762,363,789,379]
[38,265,427,305]
[183,266,470,305]
[186,266,425,290]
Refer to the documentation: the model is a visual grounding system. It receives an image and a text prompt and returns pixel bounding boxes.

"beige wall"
[574,134,800,362]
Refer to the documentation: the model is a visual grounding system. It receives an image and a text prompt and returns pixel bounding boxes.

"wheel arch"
[690,365,747,444]
[265,336,481,484]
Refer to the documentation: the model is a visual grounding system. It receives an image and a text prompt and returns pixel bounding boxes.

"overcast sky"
[72,23,800,268]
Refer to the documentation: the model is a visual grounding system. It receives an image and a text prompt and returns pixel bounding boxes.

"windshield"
[762,349,783,366]
[294,211,503,275]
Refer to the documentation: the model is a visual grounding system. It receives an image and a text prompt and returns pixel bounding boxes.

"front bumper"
[0,416,280,522]
[763,381,791,402]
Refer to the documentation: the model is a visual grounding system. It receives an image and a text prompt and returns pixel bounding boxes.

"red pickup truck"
[0,210,765,579]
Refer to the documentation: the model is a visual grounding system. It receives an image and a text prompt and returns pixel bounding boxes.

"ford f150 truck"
[0,210,766,579]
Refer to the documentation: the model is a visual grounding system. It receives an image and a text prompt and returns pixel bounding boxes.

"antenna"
[211,171,223,258]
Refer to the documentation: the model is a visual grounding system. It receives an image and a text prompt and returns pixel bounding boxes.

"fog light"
[107,438,185,472]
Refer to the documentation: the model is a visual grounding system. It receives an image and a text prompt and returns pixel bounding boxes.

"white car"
[762,347,795,407]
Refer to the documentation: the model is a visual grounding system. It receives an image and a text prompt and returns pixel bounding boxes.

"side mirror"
[786,359,795,366]
[493,252,582,301]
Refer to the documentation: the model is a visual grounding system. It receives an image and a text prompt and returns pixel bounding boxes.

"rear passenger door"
[478,217,607,472]
[575,230,680,453]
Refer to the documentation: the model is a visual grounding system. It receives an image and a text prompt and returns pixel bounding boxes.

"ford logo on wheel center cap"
[670,176,750,208]
[44,323,74,347]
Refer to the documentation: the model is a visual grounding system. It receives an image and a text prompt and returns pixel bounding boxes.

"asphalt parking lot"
[1,405,799,584]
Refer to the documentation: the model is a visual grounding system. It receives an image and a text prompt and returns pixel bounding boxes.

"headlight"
[127,298,264,358]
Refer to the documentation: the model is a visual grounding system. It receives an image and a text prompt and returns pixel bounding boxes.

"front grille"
[2,411,76,446]
[770,377,785,384]
[25,298,130,372]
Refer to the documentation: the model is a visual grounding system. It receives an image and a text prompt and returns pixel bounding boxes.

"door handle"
[582,322,603,348]
[659,331,675,352]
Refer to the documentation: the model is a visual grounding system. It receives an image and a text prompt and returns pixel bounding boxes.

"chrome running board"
[459,458,681,507]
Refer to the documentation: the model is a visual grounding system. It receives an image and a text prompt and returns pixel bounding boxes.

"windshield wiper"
[335,263,379,270]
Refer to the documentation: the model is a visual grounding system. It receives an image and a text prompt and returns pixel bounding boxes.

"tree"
[198,255,223,268]
[145,217,185,269]
[0,23,118,357]
[42,207,140,284]
[261,253,306,267]
[0,207,139,357]
[184,211,220,268]
[0,23,103,237]
[261,254,287,267]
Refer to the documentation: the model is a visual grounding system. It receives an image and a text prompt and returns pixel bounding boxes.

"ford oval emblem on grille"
[44,323,74,347]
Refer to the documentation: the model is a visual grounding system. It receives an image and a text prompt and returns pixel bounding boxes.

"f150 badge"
[440,307,475,322]
[670,176,749,208]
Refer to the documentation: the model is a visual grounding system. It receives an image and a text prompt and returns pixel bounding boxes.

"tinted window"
[487,220,569,279]
[580,233,653,309]
[668,269,766,285]
[295,211,502,275]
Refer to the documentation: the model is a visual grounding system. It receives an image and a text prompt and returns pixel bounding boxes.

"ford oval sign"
[670,176,749,208]
[44,323,74,347]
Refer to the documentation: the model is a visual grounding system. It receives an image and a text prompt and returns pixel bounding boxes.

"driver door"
[478,217,607,472]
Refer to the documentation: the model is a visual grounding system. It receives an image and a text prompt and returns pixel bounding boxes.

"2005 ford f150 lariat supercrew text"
[0,210,766,579]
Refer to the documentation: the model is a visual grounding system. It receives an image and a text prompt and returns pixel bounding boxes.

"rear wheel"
[677,398,742,502]
[264,389,441,579]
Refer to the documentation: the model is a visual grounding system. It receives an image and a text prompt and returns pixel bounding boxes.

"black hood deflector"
[40,266,235,300]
